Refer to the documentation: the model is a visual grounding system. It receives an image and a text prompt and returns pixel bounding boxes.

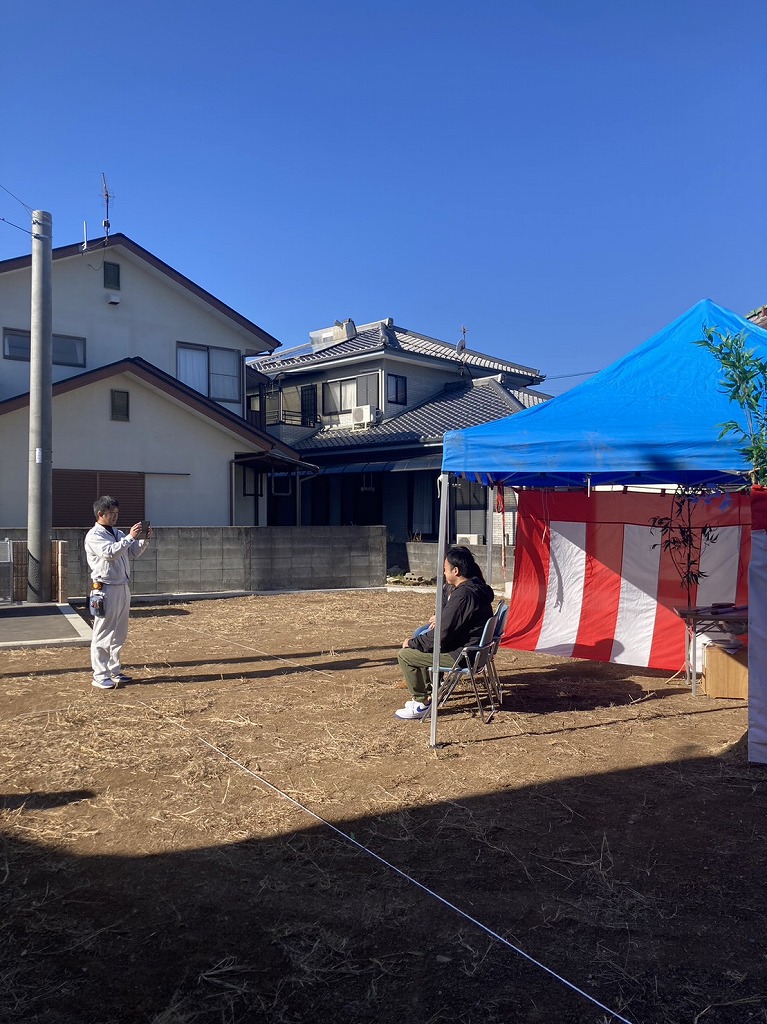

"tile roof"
[0,357,304,465]
[254,320,544,383]
[294,375,550,453]
[748,306,767,330]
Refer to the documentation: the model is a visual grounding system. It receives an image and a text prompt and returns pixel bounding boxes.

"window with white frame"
[177,343,241,402]
[3,328,86,367]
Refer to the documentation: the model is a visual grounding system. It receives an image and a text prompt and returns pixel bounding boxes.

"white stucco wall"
[0,373,267,526]
[0,245,258,412]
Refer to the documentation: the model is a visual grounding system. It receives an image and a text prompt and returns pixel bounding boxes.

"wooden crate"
[702,645,749,699]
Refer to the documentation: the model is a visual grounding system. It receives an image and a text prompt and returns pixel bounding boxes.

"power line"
[545,370,599,381]
[0,183,33,213]
[0,216,33,236]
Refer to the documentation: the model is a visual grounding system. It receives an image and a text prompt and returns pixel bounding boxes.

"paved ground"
[0,591,259,649]
[0,603,91,648]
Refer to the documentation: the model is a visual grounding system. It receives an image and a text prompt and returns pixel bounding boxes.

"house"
[0,234,306,527]
[250,318,550,555]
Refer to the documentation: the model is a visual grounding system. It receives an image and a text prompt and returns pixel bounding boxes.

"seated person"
[394,546,495,720]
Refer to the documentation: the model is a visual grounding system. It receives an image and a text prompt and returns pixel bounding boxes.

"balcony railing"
[264,410,319,428]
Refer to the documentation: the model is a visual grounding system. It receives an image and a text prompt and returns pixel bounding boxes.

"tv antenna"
[101,173,113,242]
[456,325,468,355]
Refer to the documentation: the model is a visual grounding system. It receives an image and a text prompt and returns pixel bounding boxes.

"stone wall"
[1,526,386,599]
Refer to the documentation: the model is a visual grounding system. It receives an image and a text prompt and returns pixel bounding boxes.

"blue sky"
[2,1,765,394]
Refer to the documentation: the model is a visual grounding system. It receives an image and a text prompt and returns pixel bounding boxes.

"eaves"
[299,437,444,457]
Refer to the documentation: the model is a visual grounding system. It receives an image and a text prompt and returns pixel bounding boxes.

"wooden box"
[702,645,749,700]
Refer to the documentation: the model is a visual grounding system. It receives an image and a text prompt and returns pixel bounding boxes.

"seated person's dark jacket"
[407,578,495,658]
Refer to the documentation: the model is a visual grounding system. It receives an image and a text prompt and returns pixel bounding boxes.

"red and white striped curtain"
[503,490,750,672]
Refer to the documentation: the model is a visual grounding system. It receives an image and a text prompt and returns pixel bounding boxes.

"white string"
[137,701,635,1024]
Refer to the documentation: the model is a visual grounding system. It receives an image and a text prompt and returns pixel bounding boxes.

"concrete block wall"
[390,541,513,588]
[1,526,386,598]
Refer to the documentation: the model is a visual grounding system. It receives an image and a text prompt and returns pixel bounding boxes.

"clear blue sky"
[3,1,765,394]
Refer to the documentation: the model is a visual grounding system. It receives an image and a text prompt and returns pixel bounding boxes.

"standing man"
[85,495,152,689]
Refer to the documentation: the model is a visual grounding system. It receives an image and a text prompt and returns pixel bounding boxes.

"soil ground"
[0,590,765,1024]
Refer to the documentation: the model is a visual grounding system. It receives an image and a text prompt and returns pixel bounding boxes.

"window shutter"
[104,262,121,290]
[52,470,145,528]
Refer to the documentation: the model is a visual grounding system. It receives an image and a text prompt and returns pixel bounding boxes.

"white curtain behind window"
[177,346,208,395]
[340,379,356,411]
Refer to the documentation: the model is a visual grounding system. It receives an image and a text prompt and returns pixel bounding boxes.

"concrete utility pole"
[27,210,53,602]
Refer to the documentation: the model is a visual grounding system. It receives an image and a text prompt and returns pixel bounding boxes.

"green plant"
[696,326,767,485]
[650,486,718,606]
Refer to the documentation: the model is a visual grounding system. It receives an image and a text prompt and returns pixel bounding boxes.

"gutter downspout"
[229,459,235,526]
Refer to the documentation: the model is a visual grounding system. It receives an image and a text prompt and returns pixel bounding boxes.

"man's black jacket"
[407,578,495,658]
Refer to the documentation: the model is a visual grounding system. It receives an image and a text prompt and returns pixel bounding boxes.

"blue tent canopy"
[442,299,767,488]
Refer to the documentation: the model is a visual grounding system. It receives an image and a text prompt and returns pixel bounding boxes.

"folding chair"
[425,607,501,723]
[487,600,508,706]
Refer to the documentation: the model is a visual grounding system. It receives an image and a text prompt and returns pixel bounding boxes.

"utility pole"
[27,210,52,602]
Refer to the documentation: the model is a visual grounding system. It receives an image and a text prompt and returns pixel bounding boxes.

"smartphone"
[139,520,150,536]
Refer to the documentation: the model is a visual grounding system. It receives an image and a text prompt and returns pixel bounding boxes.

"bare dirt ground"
[0,590,765,1024]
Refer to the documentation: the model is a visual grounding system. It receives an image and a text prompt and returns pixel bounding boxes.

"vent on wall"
[456,534,482,546]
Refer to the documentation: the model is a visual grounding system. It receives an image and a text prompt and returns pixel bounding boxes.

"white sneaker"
[394,700,430,720]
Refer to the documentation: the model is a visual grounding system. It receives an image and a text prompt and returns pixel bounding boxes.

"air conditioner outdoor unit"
[456,534,482,546]
[352,404,375,427]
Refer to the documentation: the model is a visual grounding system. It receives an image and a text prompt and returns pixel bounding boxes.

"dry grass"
[0,591,764,1023]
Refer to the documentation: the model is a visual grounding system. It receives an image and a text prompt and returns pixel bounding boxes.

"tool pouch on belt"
[89,584,105,618]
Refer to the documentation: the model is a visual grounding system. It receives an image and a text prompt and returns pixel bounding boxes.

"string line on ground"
[136,700,636,1024]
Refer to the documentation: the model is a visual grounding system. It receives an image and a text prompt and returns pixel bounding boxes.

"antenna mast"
[101,173,112,242]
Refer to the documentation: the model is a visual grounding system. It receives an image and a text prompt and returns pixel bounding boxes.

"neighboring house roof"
[0,357,308,468]
[254,319,544,383]
[748,306,767,330]
[294,376,550,454]
[0,233,281,354]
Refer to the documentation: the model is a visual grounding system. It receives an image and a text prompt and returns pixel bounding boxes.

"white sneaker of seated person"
[394,699,430,720]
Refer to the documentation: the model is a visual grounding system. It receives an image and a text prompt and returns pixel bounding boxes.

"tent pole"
[430,473,451,748]
[485,484,494,585]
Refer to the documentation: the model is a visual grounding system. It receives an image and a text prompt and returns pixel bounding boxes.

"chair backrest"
[493,601,508,643]
[465,610,500,671]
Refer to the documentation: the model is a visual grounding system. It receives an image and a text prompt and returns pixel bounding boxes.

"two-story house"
[250,318,550,554]
[0,233,306,528]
